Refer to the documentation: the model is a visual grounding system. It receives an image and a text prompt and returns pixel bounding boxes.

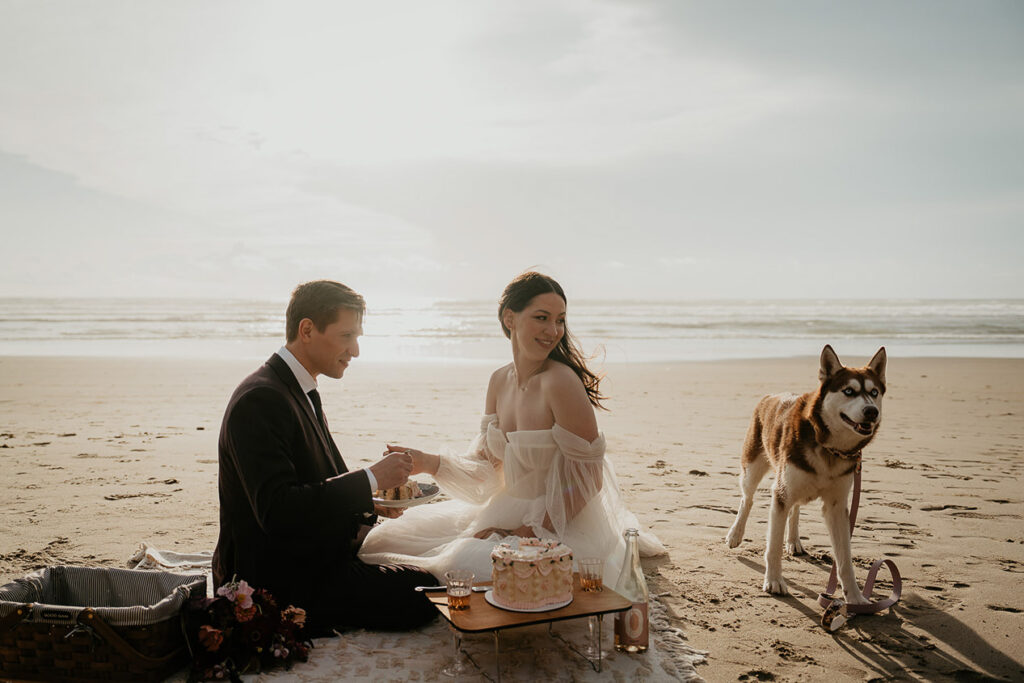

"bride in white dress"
[358,272,664,583]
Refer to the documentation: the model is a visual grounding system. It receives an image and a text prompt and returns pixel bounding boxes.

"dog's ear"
[867,346,887,385]
[819,344,842,382]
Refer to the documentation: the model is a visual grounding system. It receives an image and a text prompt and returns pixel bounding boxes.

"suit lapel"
[265,354,344,472]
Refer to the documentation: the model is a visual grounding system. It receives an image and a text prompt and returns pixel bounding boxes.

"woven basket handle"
[76,607,183,667]
[0,603,32,630]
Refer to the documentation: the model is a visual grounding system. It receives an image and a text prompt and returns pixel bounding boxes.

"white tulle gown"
[358,415,665,585]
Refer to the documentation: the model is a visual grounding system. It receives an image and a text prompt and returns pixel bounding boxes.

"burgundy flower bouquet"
[184,578,311,682]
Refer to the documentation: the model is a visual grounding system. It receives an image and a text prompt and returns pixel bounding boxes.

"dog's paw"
[726,527,744,548]
[845,589,871,606]
[786,539,806,556]
[763,575,790,596]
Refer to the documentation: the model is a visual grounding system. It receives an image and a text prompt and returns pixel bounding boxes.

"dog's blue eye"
[843,388,855,396]
[870,389,878,397]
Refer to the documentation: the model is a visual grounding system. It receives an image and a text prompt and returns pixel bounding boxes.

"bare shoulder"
[488,364,515,391]
[485,363,514,413]
[542,361,598,440]
[541,359,583,388]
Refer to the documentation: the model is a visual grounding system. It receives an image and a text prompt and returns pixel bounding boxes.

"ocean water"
[0,297,1022,363]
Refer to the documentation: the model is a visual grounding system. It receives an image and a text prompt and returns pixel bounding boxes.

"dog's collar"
[825,447,863,461]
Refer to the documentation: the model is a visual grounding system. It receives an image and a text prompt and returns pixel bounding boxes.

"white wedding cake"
[490,537,573,610]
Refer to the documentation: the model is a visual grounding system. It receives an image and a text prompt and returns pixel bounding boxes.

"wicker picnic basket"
[0,565,206,682]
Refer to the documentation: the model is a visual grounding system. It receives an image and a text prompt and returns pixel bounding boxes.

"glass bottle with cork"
[613,527,649,653]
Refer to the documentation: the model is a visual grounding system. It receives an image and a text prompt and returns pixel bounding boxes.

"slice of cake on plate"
[375,480,422,501]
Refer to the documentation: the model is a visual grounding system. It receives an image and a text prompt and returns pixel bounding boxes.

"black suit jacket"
[212,354,374,608]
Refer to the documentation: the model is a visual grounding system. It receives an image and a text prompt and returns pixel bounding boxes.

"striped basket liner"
[0,565,206,682]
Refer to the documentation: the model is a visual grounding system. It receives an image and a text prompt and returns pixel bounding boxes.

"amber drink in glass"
[445,570,473,611]
[580,558,604,592]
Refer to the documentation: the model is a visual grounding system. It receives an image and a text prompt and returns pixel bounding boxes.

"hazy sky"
[2,1,1022,303]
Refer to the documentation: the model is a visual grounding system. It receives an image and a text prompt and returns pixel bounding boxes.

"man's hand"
[369,450,413,490]
[387,444,440,476]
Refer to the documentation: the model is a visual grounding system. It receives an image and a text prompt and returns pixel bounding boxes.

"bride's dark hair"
[498,271,606,409]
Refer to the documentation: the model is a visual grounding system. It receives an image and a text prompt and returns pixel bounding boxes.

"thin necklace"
[513,363,542,391]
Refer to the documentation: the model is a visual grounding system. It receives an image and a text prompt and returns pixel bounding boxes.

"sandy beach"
[1,353,1022,682]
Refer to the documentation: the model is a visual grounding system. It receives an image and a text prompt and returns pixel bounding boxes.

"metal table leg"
[493,630,501,683]
[547,618,605,673]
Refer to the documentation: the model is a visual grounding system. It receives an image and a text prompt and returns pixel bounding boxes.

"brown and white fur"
[726,345,886,603]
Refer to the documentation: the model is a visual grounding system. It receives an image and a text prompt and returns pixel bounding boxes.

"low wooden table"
[428,573,631,681]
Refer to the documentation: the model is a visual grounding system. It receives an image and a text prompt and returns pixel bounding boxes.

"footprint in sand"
[771,640,816,664]
[996,558,1024,573]
[986,605,1022,613]
[102,492,172,501]
[884,458,914,469]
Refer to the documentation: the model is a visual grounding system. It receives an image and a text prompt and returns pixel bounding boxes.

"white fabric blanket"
[131,543,705,682]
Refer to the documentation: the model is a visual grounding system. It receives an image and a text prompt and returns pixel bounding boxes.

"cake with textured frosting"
[375,480,421,500]
[490,537,574,610]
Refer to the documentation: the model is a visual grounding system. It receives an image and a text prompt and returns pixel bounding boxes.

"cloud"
[0,1,1021,300]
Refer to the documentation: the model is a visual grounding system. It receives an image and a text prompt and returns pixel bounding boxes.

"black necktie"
[308,388,344,469]
[307,389,327,432]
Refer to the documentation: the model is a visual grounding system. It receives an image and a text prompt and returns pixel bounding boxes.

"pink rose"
[234,580,254,609]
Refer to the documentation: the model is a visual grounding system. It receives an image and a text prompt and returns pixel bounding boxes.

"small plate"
[373,482,440,508]
[484,589,573,613]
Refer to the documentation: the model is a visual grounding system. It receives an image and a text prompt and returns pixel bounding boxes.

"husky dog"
[726,345,886,603]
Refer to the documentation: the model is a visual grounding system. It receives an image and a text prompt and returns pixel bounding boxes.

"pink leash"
[817,460,903,630]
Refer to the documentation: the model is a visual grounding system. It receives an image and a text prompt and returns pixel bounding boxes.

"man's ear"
[819,344,842,383]
[297,318,314,342]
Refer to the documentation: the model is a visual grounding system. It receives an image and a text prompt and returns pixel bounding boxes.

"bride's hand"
[474,527,510,539]
[473,525,537,540]
[386,444,439,476]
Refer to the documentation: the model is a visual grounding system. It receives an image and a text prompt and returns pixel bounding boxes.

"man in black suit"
[213,280,437,632]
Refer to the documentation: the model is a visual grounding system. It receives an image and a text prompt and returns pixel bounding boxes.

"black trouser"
[307,559,439,635]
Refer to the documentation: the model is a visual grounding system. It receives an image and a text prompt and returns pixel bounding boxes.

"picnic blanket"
[130,542,705,681]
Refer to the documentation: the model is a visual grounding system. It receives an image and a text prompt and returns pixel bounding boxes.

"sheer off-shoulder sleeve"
[537,425,606,537]
[434,414,505,504]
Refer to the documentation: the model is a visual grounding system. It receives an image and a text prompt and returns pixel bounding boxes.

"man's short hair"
[285,280,366,342]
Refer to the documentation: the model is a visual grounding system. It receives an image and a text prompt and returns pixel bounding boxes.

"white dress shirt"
[276,347,377,492]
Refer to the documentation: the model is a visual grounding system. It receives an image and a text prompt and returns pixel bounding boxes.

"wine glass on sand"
[579,558,607,660]
[441,570,474,677]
